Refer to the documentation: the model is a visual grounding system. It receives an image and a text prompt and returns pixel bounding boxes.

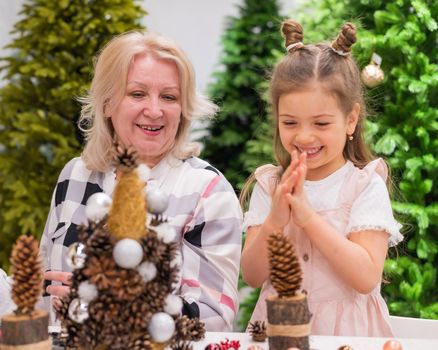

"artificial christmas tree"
[201,0,283,190]
[265,231,311,350]
[0,0,146,271]
[55,144,205,349]
[1,235,50,349]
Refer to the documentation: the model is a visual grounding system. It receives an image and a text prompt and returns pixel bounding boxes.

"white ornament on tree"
[113,238,143,269]
[85,192,112,222]
[68,298,89,324]
[164,294,183,315]
[137,261,157,282]
[66,242,87,269]
[148,312,175,343]
[78,281,98,303]
[137,164,151,182]
[154,222,177,243]
[145,187,169,214]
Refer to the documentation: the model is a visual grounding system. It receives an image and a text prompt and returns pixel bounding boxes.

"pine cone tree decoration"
[112,141,138,171]
[171,340,194,350]
[267,231,303,298]
[10,234,44,314]
[175,315,206,341]
[248,320,267,342]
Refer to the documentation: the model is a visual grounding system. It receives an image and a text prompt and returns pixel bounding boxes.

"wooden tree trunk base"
[266,293,312,350]
[0,309,50,347]
[0,338,51,350]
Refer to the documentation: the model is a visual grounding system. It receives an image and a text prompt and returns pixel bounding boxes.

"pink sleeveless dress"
[244,159,403,336]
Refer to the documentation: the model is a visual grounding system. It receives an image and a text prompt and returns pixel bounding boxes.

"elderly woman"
[41,31,242,331]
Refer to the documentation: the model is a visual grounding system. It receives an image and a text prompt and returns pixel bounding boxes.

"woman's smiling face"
[109,53,182,166]
[278,84,359,180]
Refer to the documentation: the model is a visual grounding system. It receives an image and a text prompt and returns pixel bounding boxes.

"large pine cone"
[267,231,303,298]
[10,235,44,314]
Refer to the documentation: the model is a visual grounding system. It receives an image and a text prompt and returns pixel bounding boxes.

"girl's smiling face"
[109,53,182,167]
[278,85,359,180]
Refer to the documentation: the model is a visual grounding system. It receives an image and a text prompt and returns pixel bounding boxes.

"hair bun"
[332,22,357,54]
[281,19,303,52]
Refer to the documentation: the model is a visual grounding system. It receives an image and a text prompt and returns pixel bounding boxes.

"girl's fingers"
[281,151,300,183]
[283,168,298,193]
[46,285,71,298]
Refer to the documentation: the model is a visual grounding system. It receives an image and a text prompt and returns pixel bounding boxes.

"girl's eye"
[283,121,297,125]
[316,122,330,126]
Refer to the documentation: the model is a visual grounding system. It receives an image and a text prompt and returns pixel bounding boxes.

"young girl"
[240,20,403,337]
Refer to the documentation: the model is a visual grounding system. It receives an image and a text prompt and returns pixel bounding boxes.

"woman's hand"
[266,150,301,230]
[44,271,72,298]
[286,152,316,228]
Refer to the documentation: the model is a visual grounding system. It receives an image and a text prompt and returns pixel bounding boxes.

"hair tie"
[286,42,303,52]
[330,47,349,56]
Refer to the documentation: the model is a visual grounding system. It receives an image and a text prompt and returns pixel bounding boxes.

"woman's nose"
[143,97,163,119]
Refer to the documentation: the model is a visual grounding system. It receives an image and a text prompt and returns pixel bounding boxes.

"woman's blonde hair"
[78,31,218,171]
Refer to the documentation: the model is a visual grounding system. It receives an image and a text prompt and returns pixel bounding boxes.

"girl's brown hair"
[240,20,377,206]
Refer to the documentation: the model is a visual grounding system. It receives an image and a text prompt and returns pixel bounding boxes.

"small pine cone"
[268,231,303,298]
[126,297,153,331]
[82,255,118,290]
[54,297,70,322]
[248,320,267,342]
[109,268,144,302]
[141,282,166,313]
[175,315,206,341]
[77,219,106,243]
[88,293,121,324]
[112,142,138,171]
[65,322,81,349]
[129,334,153,350]
[86,226,114,255]
[171,340,194,350]
[140,231,167,264]
[10,235,44,314]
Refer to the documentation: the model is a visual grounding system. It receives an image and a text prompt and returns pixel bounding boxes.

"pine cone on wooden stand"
[266,231,311,350]
[0,235,51,349]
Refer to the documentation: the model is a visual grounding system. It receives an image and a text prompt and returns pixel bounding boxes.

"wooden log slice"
[1,309,50,347]
[266,293,312,350]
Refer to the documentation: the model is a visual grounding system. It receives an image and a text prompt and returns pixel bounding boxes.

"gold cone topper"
[361,52,384,88]
[107,144,147,241]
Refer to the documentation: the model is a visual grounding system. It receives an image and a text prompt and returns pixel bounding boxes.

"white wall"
[0,0,300,91]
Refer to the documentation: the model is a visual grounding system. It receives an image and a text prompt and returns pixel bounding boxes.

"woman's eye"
[130,91,144,98]
[162,94,177,101]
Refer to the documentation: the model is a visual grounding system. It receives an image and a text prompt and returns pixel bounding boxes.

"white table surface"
[195,332,438,350]
[48,328,438,350]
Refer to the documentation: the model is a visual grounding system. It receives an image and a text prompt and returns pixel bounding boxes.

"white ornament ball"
[66,242,87,269]
[145,187,169,214]
[170,250,182,269]
[78,281,98,303]
[148,312,175,343]
[85,192,112,222]
[361,63,384,88]
[137,261,157,282]
[137,164,151,182]
[154,222,177,243]
[113,238,143,269]
[68,298,89,324]
[164,294,183,315]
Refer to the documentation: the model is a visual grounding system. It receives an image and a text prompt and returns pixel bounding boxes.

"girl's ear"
[347,102,360,135]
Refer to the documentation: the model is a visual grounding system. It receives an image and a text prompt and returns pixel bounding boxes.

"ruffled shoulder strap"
[254,164,281,195]
[339,158,388,206]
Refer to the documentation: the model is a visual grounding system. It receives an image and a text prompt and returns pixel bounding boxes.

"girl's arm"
[241,155,300,288]
[288,159,389,294]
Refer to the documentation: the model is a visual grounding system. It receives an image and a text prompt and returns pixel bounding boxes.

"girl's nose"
[143,97,163,119]
[295,129,315,144]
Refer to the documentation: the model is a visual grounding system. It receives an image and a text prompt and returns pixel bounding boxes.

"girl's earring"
[348,135,354,141]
